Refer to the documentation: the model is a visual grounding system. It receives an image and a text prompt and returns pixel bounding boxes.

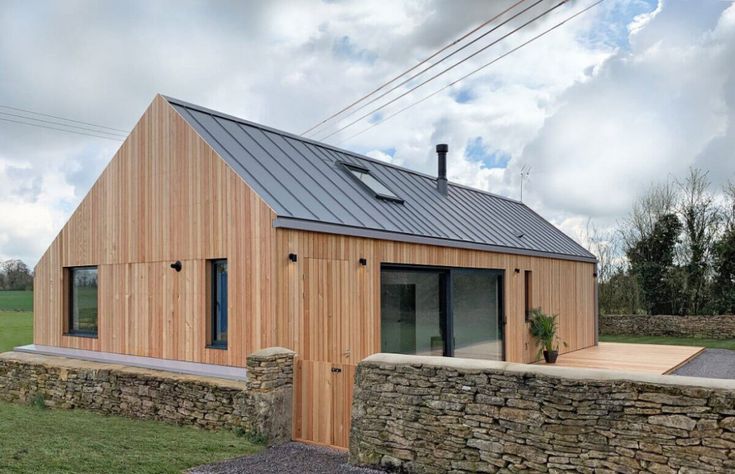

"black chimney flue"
[436,143,448,196]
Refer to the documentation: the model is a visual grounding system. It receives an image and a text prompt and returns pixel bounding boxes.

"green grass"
[600,335,735,350]
[0,311,32,353]
[0,290,33,311]
[0,401,262,473]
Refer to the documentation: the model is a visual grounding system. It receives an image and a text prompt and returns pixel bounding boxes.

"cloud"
[0,0,733,265]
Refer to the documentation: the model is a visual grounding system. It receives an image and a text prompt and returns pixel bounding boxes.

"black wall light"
[359,258,367,266]
[170,260,182,272]
[593,272,598,278]
[514,268,520,274]
[288,253,298,262]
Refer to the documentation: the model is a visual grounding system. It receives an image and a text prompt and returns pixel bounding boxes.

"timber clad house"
[32,95,598,448]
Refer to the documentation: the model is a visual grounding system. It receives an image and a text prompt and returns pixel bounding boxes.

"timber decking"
[537,342,705,375]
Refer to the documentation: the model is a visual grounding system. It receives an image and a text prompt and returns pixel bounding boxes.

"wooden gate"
[294,258,358,448]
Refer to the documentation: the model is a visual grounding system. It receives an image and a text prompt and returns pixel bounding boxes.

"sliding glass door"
[380,265,503,361]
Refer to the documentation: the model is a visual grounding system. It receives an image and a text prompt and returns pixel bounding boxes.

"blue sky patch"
[579,0,658,50]
[465,137,510,169]
[333,35,377,64]
[452,87,475,104]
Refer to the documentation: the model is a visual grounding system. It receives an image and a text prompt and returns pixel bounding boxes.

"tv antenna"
[520,165,531,202]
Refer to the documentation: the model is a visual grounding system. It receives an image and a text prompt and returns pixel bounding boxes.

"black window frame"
[66,265,99,338]
[524,270,532,322]
[380,263,505,360]
[209,259,228,349]
[339,161,404,203]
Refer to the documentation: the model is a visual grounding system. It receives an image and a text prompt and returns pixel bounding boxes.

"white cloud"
[0,0,733,265]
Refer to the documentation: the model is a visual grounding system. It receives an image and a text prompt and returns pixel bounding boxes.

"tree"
[676,169,720,314]
[0,259,33,291]
[626,213,682,315]
[712,181,735,313]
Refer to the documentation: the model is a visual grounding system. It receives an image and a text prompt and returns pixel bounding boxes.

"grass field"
[600,335,735,350]
[0,290,261,472]
[0,290,33,311]
[0,290,33,352]
[0,401,261,473]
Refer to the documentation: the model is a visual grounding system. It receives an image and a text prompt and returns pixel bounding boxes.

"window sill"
[207,344,228,351]
[64,332,98,339]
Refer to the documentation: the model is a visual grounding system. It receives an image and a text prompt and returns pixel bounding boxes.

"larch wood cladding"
[33,95,278,367]
[275,229,596,366]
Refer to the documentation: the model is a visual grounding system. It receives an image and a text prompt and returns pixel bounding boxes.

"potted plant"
[528,308,566,363]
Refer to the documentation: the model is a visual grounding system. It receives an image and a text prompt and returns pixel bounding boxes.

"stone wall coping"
[248,347,296,359]
[362,353,735,391]
[0,351,246,390]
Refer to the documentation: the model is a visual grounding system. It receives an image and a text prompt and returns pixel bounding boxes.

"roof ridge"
[162,95,523,205]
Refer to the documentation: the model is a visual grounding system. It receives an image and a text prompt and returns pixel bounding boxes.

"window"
[342,162,403,202]
[209,259,228,348]
[67,266,98,337]
[524,270,532,322]
[381,265,504,361]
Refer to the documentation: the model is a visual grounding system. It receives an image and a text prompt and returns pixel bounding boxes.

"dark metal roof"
[166,96,596,263]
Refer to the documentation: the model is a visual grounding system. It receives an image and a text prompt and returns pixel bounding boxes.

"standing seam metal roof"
[165,96,596,263]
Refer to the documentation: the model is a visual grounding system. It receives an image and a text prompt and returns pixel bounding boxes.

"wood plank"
[537,342,704,375]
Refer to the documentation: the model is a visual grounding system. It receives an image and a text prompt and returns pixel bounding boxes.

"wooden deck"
[537,342,705,375]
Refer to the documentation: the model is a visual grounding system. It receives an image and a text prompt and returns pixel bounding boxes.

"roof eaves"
[273,216,599,264]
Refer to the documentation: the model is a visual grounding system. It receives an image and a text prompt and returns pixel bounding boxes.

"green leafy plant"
[30,393,46,410]
[528,308,566,359]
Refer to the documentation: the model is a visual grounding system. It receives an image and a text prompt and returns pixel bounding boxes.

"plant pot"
[543,350,558,364]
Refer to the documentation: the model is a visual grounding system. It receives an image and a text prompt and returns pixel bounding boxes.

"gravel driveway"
[672,348,735,379]
[188,442,383,474]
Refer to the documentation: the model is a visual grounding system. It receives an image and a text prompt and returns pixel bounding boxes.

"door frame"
[380,263,506,361]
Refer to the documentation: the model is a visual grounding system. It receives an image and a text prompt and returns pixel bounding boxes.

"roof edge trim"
[273,217,598,264]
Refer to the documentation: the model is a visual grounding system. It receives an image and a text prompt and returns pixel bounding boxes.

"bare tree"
[676,168,721,314]
[620,180,677,252]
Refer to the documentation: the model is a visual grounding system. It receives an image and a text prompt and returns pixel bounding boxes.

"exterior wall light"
[359,258,367,266]
[289,253,298,263]
[170,260,182,272]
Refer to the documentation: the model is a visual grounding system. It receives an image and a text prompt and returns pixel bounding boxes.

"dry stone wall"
[350,354,735,473]
[600,314,735,339]
[0,347,294,444]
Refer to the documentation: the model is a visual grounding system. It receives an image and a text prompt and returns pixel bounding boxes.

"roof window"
[342,163,403,203]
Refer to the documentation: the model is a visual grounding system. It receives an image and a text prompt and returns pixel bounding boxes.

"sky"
[1,0,734,266]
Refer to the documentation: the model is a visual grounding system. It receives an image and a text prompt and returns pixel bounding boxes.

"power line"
[319,0,569,142]
[307,0,546,139]
[0,111,128,138]
[300,0,530,137]
[0,104,129,133]
[338,0,605,145]
[0,116,125,141]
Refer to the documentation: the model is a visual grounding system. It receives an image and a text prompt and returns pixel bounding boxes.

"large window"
[381,265,503,360]
[209,259,228,348]
[68,266,98,337]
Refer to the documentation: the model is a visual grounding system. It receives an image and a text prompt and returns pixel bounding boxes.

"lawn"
[600,334,735,351]
[0,401,262,473]
[0,290,33,353]
[0,290,33,311]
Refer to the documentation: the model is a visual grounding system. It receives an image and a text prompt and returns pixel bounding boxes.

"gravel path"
[672,348,735,379]
[188,442,383,474]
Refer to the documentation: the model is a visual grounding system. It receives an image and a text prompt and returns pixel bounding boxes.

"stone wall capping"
[247,347,296,359]
[361,353,735,391]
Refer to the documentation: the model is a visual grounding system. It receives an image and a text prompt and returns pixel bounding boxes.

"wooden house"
[32,95,598,448]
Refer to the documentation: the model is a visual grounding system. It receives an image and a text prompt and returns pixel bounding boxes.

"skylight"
[342,163,403,203]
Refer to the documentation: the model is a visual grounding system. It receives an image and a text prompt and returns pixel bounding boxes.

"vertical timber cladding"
[276,228,596,448]
[33,95,279,367]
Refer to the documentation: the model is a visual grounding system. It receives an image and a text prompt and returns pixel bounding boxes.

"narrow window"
[68,266,98,337]
[209,259,228,348]
[524,270,532,322]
